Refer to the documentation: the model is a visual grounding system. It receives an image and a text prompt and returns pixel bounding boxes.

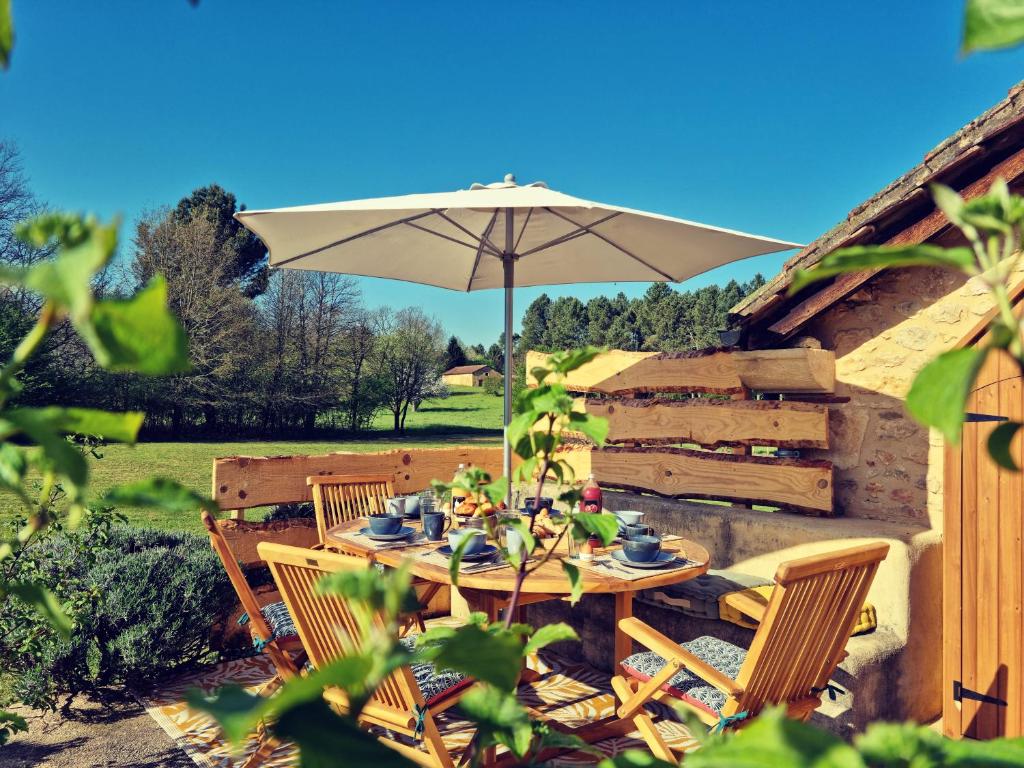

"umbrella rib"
[272,209,441,267]
[403,219,481,251]
[517,211,622,257]
[434,211,504,257]
[466,211,499,291]
[544,208,676,281]
[513,207,534,253]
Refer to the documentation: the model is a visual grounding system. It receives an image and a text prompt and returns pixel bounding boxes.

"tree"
[131,209,261,433]
[445,335,467,370]
[519,294,552,352]
[546,297,588,350]
[372,307,445,432]
[173,184,268,297]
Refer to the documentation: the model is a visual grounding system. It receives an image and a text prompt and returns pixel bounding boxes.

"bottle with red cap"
[580,473,602,514]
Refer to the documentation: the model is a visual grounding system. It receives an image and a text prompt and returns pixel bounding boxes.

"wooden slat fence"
[530,348,837,517]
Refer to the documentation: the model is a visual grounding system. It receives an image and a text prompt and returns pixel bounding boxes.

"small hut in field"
[441,364,501,388]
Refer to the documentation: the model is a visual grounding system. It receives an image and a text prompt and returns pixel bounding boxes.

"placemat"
[329,528,429,551]
[571,552,698,582]
[419,548,515,574]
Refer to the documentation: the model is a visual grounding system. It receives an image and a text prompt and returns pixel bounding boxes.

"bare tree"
[372,307,445,432]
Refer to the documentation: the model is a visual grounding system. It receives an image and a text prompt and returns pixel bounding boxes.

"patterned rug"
[139,651,697,767]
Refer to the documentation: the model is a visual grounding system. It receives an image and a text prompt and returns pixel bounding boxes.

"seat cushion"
[259,601,299,641]
[399,636,471,706]
[621,635,746,714]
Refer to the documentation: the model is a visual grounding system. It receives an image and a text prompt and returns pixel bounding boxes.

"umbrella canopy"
[236,175,801,490]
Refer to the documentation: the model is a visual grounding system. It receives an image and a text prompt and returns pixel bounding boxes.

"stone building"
[529,81,1024,736]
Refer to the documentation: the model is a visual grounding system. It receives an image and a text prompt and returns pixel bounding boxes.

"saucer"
[359,526,415,542]
[436,544,498,562]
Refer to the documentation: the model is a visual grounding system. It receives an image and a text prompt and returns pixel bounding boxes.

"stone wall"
[801,262,1024,529]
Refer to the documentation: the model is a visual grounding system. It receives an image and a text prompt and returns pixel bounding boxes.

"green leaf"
[447,532,471,587]
[906,347,987,443]
[102,477,218,514]
[685,707,865,768]
[789,244,976,294]
[568,411,610,446]
[598,751,679,768]
[562,560,583,606]
[432,624,523,691]
[0,0,12,70]
[457,686,534,758]
[853,721,948,766]
[482,475,508,506]
[274,698,412,768]
[573,512,619,547]
[524,622,579,656]
[963,0,1024,53]
[0,410,87,488]
[503,517,537,561]
[6,581,72,638]
[21,216,118,320]
[87,277,191,374]
[0,442,27,489]
[7,406,143,443]
[185,684,264,744]
[0,710,28,746]
[931,183,968,229]
[988,421,1023,471]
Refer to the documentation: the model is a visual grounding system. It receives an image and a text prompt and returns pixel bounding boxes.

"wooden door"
[944,350,1024,738]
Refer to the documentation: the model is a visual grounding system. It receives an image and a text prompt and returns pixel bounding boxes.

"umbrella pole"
[503,208,514,503]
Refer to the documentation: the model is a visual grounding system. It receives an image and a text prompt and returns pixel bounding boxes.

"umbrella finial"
[504,173,516,185]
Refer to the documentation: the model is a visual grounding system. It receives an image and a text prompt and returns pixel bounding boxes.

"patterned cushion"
[259,601,298,641]
[399,636,470,705]
[621,635,746,714]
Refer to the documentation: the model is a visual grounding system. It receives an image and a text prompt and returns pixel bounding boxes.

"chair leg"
[610,675,678,765]
[240,721,280,768]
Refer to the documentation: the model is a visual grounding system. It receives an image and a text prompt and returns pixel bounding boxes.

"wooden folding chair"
[257,542,477,768]
[307,473,395,544]
[611,542,889,763]
[200,511,305,693]
[308,474,441,634]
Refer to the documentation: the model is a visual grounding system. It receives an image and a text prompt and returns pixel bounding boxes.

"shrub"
[265,502,314,521]
[0,517,233,706]
[483,376,503,397]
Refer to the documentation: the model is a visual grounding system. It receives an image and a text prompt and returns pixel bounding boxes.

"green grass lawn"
[0,387,504,535]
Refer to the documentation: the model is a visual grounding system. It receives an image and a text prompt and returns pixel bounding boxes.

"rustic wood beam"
[577,397,829,449]
[212,447,507,511]
[527,348,835,395]
[558,445,834,516]
[766,145,1024,340]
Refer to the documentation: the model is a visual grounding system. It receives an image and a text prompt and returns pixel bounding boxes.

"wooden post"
[615,591,634,669]
[731,387,753,509]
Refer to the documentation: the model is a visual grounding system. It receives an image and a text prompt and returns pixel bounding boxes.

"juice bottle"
[451,463,469,511]
[580,473,602,514]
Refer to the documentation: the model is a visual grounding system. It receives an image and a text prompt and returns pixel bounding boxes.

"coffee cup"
[386,497,407,517]
[422,511,450,541]
[448,528,485,555]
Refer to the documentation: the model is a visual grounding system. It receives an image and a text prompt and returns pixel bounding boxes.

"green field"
[0,387,503,534]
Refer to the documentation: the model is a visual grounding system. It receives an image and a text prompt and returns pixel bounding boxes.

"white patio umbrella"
[235,174,799,489]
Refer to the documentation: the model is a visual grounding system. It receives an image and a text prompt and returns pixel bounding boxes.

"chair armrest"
[618,617,744,698]
[723,590,768,623]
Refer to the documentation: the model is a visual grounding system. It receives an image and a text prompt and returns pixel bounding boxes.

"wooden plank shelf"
[558,444,835,516]
[577,397,829,449]
[527,347,835,395]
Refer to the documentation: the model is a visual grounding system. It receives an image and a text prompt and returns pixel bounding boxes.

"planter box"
[217,517,318,567]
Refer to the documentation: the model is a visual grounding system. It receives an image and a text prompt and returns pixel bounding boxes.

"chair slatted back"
[257,542,422,718]
[308,474,395,544]
[730,542,889,719]
[201,510,274,644]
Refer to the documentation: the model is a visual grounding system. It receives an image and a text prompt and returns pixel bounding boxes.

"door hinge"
[953,680,1008,706]
[965,412,1009,423]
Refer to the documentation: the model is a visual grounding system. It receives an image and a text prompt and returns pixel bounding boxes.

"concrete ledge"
[526,491,942,731]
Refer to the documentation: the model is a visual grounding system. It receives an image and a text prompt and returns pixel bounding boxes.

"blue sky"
[4,1,1024,345]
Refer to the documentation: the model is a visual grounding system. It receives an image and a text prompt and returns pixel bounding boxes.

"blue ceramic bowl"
[448,528,486,555]
[614,510,645,527]
[368,514,403,535]
[622,534,662,562]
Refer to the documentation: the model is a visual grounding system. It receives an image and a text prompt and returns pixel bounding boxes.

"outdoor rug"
[139,652,697,766]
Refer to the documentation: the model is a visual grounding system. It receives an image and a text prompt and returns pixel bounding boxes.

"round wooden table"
[326,518,710,668]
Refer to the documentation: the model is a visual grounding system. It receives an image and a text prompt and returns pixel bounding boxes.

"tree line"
[0,141,449,436]
[1,140,765,438]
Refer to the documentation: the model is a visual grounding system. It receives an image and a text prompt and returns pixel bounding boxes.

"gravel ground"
[4,690,192,768]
